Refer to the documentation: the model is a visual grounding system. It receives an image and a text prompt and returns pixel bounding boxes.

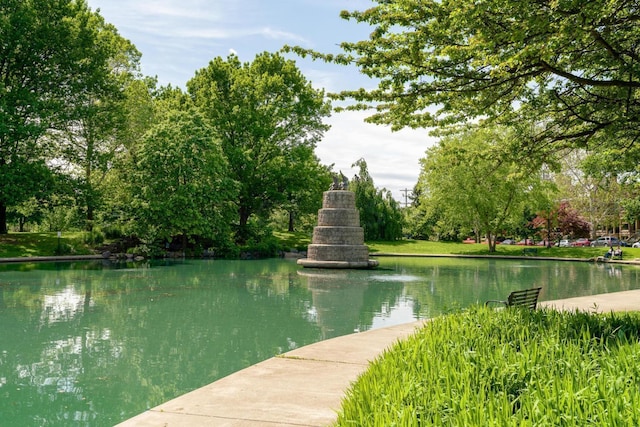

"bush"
[82,229,105,245]
[335,306,640,426]
[239,235,282,259]
[53,243,74,256]
[101,224,125,239]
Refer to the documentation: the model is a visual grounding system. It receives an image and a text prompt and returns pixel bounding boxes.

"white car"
[559,239,571,247]
[633,241,640,248]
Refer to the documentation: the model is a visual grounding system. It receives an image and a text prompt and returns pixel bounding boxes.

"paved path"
[116,290,640,426]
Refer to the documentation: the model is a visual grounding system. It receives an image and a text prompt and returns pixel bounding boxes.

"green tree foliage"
[0,157,55,230]
[0,0,124,233]
[131,108,237,251]
[288,0,640,161]
[5,167,60,232]
[187,52,331,243]
[350,158,404,241]
[280,146,333,232]
[53,19,142,231]
[403,204,437,241]
[97,77,159,237]
[622,198,640,232]
[417,127,553,251]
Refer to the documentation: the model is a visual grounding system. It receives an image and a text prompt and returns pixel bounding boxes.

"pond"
[1,256,639,426]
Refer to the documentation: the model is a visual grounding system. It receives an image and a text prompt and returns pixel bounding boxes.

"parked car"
[558,239,571,247]
[633,241,640,248]
[571,238,590,247]
[500,239,515,245]
[624,235,640,247]
[590,236,620,247]
[516,239,534,246]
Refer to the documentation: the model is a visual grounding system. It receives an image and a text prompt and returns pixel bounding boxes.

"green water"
[0,256,639,426]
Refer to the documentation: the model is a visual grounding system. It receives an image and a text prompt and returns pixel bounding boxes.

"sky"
[86,0,436,203]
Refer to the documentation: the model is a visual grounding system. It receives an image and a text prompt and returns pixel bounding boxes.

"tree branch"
[539,60,640,88]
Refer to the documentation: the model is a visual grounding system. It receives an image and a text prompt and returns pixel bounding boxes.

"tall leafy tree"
[280,146,333,232]
[99,77,158,234]
[187,52,331,243]
[417,127,553,252]
[52,19,142,231]
[350,158,404,241]
[288,0,640,161]
[554,150,626,238]
[132,108,236,251]
[0,0,119,233]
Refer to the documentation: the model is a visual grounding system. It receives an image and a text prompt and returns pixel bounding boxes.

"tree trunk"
[486,232,496,252]
[86,204,94,232]
[236,205,251,244]
[0,203,7,234]
[288,210,295,232]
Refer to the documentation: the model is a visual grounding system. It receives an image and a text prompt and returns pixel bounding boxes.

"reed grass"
[334,306,640,426]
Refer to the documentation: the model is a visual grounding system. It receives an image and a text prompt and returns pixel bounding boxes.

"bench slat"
[486,287,542,310]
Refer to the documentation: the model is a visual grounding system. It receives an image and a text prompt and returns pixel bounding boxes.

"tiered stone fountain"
[298,187,378,269]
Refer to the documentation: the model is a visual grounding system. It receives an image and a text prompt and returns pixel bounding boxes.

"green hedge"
[335,306,640,426]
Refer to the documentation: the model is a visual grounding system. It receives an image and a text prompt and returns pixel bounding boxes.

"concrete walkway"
[116,290,640,427]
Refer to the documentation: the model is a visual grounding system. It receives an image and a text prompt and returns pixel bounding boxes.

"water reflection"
[0,257,639,426]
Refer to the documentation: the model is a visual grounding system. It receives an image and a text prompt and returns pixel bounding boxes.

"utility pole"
[400,188,411,207]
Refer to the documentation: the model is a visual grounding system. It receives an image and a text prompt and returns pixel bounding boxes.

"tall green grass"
[335,306,640,426]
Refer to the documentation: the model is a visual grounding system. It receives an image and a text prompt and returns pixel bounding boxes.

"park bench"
[485,287,542,310]
[522,247,538,256]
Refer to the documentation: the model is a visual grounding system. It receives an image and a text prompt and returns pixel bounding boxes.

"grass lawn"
[274,232,640,260]
[366,239,640,260]
[0,232,95,258]
[2,231,638,261]
[272,230,312,252]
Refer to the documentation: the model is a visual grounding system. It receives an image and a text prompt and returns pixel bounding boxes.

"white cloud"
[318,111,435,202]
[133,0,227,20]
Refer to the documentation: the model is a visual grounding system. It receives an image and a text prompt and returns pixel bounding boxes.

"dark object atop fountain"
[329,171,349,191]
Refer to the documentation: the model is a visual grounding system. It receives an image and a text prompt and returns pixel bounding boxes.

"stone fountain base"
[297,259,378,269]
[298,190,378,269]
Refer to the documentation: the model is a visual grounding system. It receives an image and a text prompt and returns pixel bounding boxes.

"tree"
[552,150,628,238]
[97,76,159,237]
[0,0,121,233]
[350,158,404,241]
[4,163,56,232]
[52,19,142,231]
[533,201,590,243]
[556,202,590,238]
[131,108,236,252]
[417,126,553,252]
[280,146,333,232]
[187,52,331,243]
[622,198,640,235]
[287,0,640,161]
